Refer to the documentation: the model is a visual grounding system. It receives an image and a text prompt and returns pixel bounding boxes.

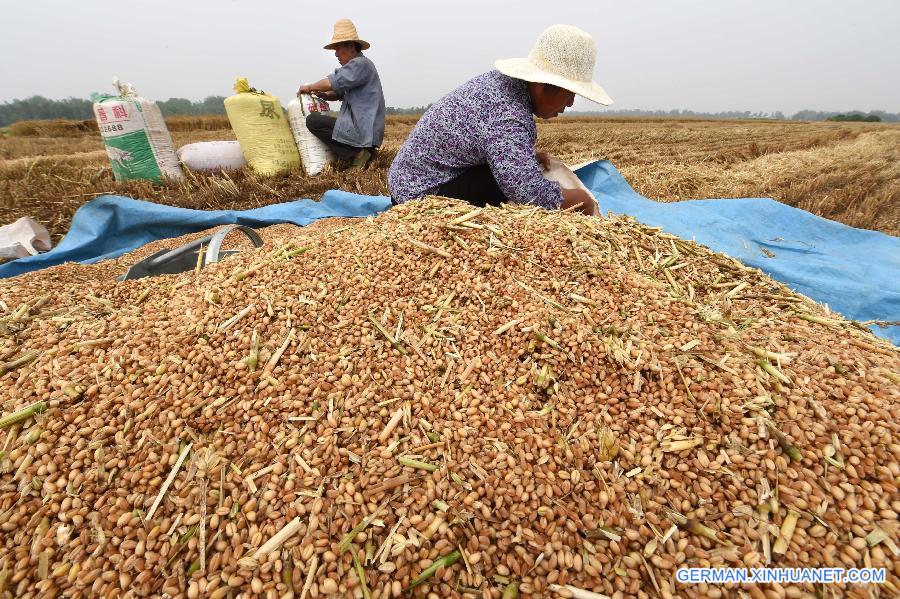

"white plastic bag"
[288,94,334,176]
[0,217,52,262]
[177,141,247,172]
[92,78,183,183]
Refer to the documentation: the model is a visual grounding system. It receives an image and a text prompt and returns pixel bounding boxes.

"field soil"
[1,116,897,242]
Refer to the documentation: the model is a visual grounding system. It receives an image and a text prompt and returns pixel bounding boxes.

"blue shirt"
[328,54,386,148]
[388,70,563,209]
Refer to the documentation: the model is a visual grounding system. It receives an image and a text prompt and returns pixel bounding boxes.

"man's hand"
[296,84,311,97]
[561,188,599,216]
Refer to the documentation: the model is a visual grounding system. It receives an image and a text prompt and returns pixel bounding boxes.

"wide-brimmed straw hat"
[495,24,613,106]
[324,19,370,50]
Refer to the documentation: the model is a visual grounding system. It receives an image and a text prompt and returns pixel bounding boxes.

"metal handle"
[205,225,264,264]
[143,233,213,268]
[144,225,262,269]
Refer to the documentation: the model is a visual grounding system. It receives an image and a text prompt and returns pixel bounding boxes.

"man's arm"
[297,78,332,96]
[315,91,340,101]
[300,59,370,98]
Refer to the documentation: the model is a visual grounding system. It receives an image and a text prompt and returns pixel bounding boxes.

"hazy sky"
[2,0,898,114]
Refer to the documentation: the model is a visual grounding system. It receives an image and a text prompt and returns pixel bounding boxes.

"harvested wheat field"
[1,199,898,598]
[1,116,898,242]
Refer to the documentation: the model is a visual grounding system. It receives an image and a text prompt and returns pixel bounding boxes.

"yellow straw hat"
[495,24,613,106]
[324,19,370,50]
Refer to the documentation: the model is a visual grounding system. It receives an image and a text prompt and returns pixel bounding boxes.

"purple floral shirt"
[388,70,563,209]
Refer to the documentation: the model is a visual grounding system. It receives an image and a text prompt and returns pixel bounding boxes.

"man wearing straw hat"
[389,25,611,214]
[297,19,385,169]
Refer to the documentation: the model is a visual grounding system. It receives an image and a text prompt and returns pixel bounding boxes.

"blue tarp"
[2,160,897,343]
[576,161,900,344]
[0,191,392,278]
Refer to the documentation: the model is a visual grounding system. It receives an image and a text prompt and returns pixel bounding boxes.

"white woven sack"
[542,155,601,215]
[177,141,247,172]
[287,94,334,176]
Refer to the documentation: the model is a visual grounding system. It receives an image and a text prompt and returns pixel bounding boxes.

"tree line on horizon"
[0,95,896,127]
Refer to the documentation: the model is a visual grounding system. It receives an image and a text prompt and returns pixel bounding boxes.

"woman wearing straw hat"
[388,24,611,214]
[297,19,385,169]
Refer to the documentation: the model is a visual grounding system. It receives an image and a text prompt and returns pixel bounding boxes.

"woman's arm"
[484,120,568,210]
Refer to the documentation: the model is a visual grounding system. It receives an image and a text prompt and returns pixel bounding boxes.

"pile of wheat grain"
[1,198,897,599]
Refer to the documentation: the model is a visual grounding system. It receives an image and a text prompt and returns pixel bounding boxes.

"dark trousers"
[305,113,364,160]
[434,165,508,207]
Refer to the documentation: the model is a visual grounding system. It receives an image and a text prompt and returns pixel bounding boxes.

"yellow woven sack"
[224,78,300,175]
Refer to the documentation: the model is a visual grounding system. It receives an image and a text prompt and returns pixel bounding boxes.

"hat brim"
[495,58,613,106]
[324,39,371,51]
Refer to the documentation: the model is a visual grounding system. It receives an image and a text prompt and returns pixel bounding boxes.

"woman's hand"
[561,188,599,216]
[536,150,552,171]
